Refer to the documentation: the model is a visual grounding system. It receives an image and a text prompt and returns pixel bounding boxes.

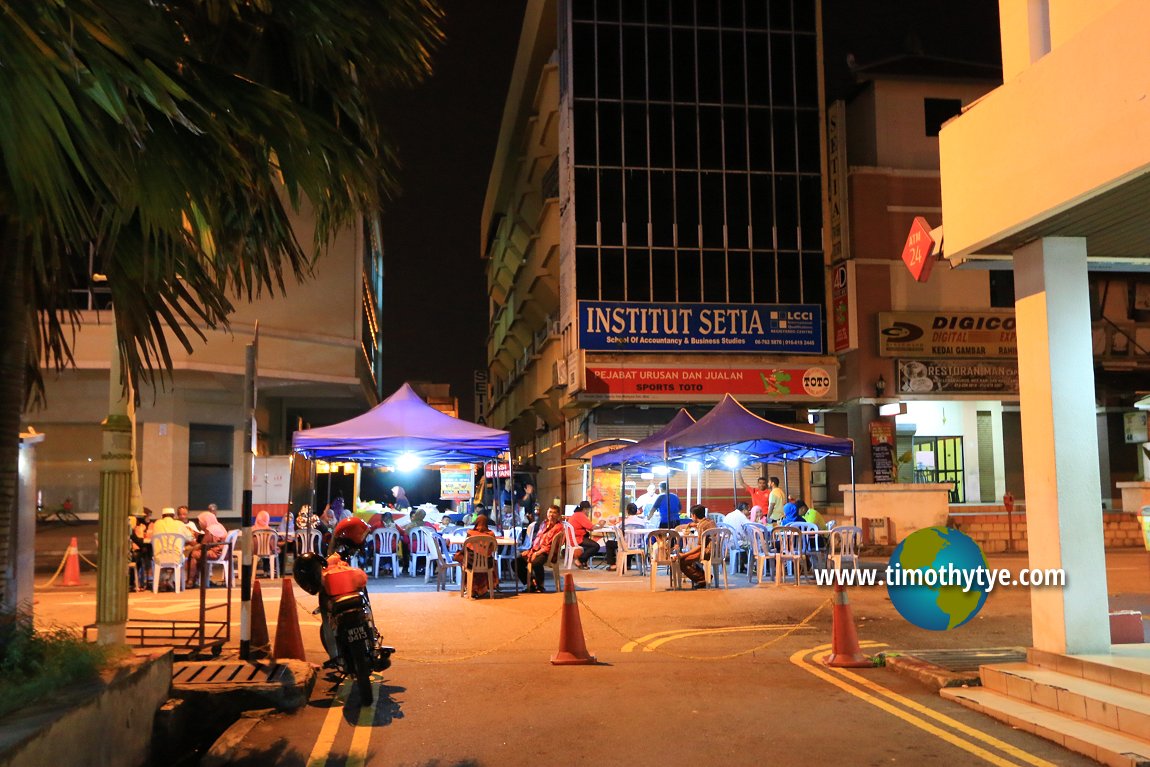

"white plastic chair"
[722,522,748,574]
[428,534,461,590]
[615,525,648,576]
[204,536,233,587]
[295,528,322,556]
[789,520,823,571]
[368,529,401,578]
[461,536,498,600]
[827,526,862,572]
[743,523,771,584]
[251,529,279,579]
[151,532,188,593]
[700,527,732,589]
[646,529,683,591]
[561,522,582,569]
[408,527,435,577]
[771,527,803,586]
[225,529,242,575]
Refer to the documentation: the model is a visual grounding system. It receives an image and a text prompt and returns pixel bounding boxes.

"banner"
[579,300,823,354]
[869,420,896,484]
[583,364,837,403]
[878,311,1016,358]
[439,464,474,501]
[897,359,1019,395]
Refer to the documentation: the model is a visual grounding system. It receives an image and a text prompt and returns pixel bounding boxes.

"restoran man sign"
[578,300,823,354]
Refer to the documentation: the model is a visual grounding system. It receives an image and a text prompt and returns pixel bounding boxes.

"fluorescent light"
[722,452,739,469]
[1135,395,1150,411]
[653,465,670,475]
[878,402,907,417]
[686,460,701,472]
[395,452,421,472]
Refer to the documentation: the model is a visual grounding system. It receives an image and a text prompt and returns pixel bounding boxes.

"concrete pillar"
[1013,237,1110,654]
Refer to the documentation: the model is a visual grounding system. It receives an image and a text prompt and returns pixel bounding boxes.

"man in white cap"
[635,483,659,518]
[153,507,187,536]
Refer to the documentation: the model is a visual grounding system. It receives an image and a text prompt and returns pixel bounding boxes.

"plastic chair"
[225,529,242,575]
[546,527,566,590]
[369,529,401,579]
[520,521,536,550]
[561,522,582,570]
[295,528,322,556]
[251,529,279,578]
[722,522,748,575]
[788,520,823,571]
[428,534,461,591]
[745,524,772,584]
[494,536,518,582]
[700,527,732,589]
[615,525,648,576]
[771,527,803,585]
[646,529,683,591]
[461,536,498,600]
[408,528,435,577]
[151,532,188,593]
[827,526,862,572]
[204,537,233,587]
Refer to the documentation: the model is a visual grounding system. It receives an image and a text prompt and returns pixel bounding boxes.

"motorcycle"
[293,518,393,705]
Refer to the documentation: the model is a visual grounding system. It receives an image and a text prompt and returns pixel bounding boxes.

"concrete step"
[940,686,1150,767]
[982,662,1150,740]
[1028,647,1150,695]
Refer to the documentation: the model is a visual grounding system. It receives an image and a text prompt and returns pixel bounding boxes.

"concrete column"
[1013,237,1110,654]
[97,412,131,645]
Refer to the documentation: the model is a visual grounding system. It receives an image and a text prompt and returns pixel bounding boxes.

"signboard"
[901,216,937,282]
[253,455,292,522]
[879,311,1017,358]
[439,464,474,501]
[826,100,850,263]
[1125,412,1149,444]
[483,463,512,479]
[583,364,837,402]
[578,300,823,354]
[831,262,857,353]
[897,359,1019,395]
[869,421,896,483]
[473,370,488,425]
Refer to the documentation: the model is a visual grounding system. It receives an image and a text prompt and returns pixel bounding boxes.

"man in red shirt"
[744,475,771,516]
[517,506,564,592]
[568,501,601,569]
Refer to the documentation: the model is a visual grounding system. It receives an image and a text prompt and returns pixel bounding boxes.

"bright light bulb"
[722,452,739,469]
[686,460,702,472]
[395,452,421,472]
[653,465,670,475]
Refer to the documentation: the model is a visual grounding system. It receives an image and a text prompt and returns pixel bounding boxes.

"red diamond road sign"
[901,216,937,282]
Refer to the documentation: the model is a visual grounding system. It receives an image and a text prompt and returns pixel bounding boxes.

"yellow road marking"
[790,646,1055,767]
[306,678,352,767]
[830,664,1058,767]
[346,679,378,767]
[622,623,813,652]
[635,624,816,651]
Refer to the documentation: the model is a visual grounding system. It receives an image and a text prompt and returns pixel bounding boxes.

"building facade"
[22,207,386,518]
[484,0,841,510]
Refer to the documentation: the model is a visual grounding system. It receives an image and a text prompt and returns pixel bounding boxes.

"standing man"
[651,481,682,529]
[518,482,537,525]
[767,476,787,522]
[743,475,772,519]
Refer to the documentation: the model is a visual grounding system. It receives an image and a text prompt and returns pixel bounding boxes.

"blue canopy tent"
[664,394,855,522]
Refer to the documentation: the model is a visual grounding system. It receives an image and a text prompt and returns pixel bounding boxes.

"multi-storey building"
[22,207,386,517]
[483,0,841,509]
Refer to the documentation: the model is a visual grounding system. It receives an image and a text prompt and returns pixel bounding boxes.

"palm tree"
[0,1,443,608]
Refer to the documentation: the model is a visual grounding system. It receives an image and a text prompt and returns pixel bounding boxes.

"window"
[989,270,1015,308]
[924,98,963,137]
[188,425,233,510]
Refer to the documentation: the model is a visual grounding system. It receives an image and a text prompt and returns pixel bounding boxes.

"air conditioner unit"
[552,358,568,388]
[549,320,562,338]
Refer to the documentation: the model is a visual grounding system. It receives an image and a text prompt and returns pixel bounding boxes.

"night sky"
[377,1,1000,422]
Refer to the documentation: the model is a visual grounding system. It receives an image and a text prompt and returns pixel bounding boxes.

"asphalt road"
[33,542,1150,766]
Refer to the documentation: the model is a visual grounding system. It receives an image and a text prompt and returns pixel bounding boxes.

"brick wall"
[949,508,1146,552]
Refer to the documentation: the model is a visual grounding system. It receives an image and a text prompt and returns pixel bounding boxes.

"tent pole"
[731,467,737,506]
[850,455,857,527]
[686,465,692,511]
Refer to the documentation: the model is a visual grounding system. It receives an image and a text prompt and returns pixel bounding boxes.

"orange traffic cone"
[250,579,271,658]
[62,537,82,587]
[273,577,307,661]
[550,574,597,666]
[824,583,872,668]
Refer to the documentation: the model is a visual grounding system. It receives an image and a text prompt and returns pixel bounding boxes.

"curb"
[882,654,981,690]
[200,716,262,767]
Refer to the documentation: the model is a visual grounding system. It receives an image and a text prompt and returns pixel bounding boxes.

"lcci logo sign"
[901,216,937,283]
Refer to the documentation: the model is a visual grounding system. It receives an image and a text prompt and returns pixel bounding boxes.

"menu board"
[439,464,474,501]
[869,420,896,484]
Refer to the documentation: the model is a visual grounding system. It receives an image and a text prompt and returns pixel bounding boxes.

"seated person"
[453,514,497,597]
[568,501,600,569]
[800,501,826,529]
[724,504,751,531]
[780,501,803,525]
[678,505,715,589]
[622,502,647,530]
[253,510,274,531]
[516,506,564,593]
[187,511,228,587]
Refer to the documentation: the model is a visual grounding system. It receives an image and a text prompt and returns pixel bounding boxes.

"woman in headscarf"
[187,511,229,587]
[454,514,497,597]
[253,510,273,531]
[391,486,411,510]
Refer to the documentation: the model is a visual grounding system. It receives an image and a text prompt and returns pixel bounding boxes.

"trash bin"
[1140,506,1150,552]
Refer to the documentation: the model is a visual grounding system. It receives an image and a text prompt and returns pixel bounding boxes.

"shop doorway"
[912,436,966,503]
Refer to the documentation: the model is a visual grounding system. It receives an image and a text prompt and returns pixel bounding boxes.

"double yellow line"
[790,643,1056,767]
[306,677,380,767]
[622,622,816,652]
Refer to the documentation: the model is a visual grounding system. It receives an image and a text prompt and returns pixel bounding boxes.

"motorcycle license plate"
[346,625,368,643]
